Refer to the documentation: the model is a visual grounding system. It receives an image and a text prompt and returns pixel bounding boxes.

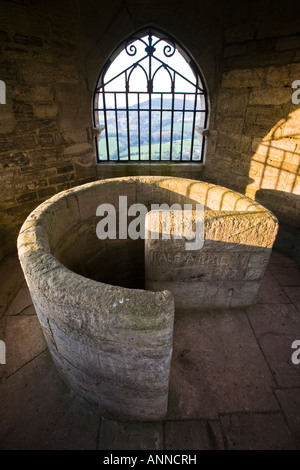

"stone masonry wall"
[205,2,300,209]
[0,0,96,259]
[204,0,300,261]
[0,0,299,261]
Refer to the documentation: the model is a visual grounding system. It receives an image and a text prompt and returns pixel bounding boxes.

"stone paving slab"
[268,254,298,270]
[0,350,99,450]
[99,419,163,450]
[220,413,297,450]
[0,254,24,319]
[207,420,226,450]
[271,268,300,287]
[19,305,36,316]
[0,251,299,450]
[255,270,291,304]
[0,317,5,341]
[269,252,296,265]
[0,318,5,381]
[275,388,300,449]
[284,287,300,311]
[167,309,278,420]
[164,420,211,450]
[247,304,300,387]
[5,286,33,316]
[5,315,47,376]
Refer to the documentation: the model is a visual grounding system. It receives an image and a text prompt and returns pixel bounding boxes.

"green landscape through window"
[93,28,208,163]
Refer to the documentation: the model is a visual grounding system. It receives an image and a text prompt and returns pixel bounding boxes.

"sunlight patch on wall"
[246,108,300,201]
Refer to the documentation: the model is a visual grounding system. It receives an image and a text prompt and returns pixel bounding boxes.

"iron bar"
[169,73,175,160]
[180,93,186,161]
[125,70,131,161]
[138,94,141,161]
[93,29,208,163]
[159,93,163,161]
[102,90,110,160]
[114,93,120,159]
[190,79,198,160]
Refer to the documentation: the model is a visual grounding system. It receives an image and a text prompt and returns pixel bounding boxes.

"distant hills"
[127,97,203,111]
[137,97,197,110]
[97,95,205,160]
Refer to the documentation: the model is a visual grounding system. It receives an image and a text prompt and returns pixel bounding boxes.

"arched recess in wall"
[93,27,209,164]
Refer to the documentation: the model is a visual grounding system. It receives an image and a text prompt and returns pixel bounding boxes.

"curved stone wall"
[144,178,279,309]
[17,176,278,419]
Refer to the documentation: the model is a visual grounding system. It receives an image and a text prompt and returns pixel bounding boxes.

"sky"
[98,34,199,108]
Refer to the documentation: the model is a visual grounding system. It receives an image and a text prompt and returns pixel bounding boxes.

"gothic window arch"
[93,27,209,163]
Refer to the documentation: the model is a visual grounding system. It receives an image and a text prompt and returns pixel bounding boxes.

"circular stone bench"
[17,176,278,420]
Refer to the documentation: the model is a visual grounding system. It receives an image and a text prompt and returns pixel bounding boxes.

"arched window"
[93,27,208,163]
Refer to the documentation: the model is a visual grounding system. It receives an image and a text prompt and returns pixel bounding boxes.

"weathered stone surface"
[271,266,300,287]
[99,418,163,450]
[33,103,58,118]
[1,243,300,449]
[0,351,99,449]
[249,88,291,106]
[269,250,296,265]
[0,1,95,261]
[244,251,271,281]
[221,413,296,450]
[0,318,5,380]
[276,36,300,51]
[223,44,246,58]
[255,270,291,304]
[164,421,211,450]
[1,0,300,265]
[208,420,226,450]
[145,182,277,309]
[63,142,93,156]
[5,285,32,316]
[224,22,255,43]
[247,303,300,387]
[20,305,36,316]
[147,278,261,309]
[5,315,47,376]
[17,177,181,421]
[226,51,294,69]
[284,287,300,311]
[217,89,249,116]
[215,116,244,134]
[266,64,300,86]
[0,104,15,134]
[0,254,24,318]
[221,68,264,88]
[16,177,277,419]
[275,389,300,448]
[167,309,278,420]
[217,131,251,152]
[256,16,300,41]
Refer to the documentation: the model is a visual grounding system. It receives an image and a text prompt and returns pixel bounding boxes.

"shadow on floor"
[0,250,299,450]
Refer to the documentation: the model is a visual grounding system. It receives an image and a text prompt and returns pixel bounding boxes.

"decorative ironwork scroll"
[93,28,208,163]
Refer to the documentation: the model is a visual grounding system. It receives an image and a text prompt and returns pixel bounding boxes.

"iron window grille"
[93,28,209,163]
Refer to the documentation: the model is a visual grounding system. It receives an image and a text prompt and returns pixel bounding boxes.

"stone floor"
[0,250,300,450]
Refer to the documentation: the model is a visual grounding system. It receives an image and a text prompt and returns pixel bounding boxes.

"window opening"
[93,28,208,163]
